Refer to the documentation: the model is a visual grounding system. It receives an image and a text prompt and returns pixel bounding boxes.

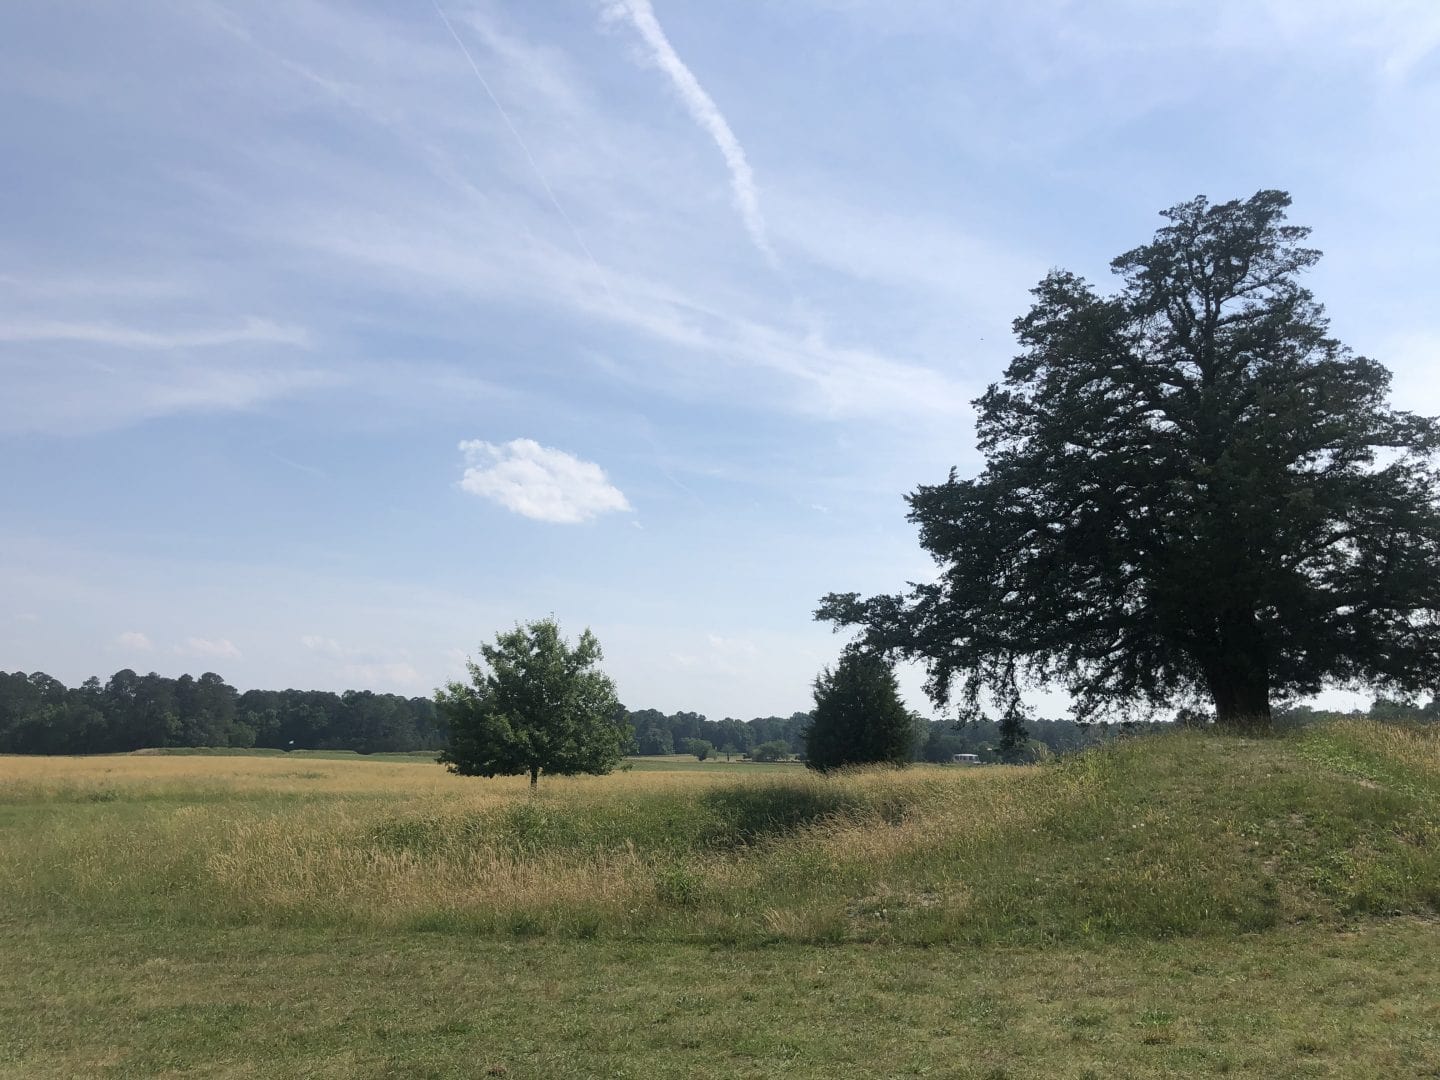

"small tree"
[805,652,914,772]
[682,737,713,761]
[750,740,791,762]
[437,619,629,788]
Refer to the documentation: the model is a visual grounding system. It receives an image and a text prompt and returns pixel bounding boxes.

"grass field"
[2,723,1438,1076]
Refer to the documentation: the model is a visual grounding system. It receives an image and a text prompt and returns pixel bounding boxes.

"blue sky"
[3,0,1438,719]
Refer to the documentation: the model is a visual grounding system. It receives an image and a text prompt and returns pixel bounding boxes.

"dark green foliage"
[749,740,791,762]
[612,709,810,758]
[820,191,1440,730]
[0,669,444,754]
[436,620,629,787]
[916,715,1142,763]
[995,712,1031,764]
[635,722,674,756]
[806,652,914,772]
[682,738,713,761]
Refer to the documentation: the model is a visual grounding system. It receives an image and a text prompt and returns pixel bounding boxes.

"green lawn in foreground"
[1,919,1436,1078]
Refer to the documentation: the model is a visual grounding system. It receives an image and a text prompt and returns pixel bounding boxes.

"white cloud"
[175,637,243,660]
[458,438,632,523]
[606,0,776,263]
[116,630,153,651]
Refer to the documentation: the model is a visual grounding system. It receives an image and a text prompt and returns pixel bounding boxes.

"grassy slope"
[1,723,1438,1076]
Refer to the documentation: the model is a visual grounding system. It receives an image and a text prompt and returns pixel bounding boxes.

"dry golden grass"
[0,753,1036,936]
[0,752,803,800]
[1325,718,1440,777]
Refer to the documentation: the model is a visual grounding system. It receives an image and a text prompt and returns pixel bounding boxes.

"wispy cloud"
[605,0,776,263]
[300,634,345,658]
[458,438,632,523]
[0,317,310,349]
[0,301,326,434]
[300,633,424,689]
[115,630,154,651]
[291,205,971,421]
[0,358,338,436]
[174,637,243,660]
[341,660,424,688]
[428,0,611,293]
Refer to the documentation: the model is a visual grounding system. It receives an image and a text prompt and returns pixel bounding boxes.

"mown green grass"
[2,722,1438,1076]
[1,918,1436,1078]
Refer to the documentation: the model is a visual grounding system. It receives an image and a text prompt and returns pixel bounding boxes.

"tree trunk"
[529,765,539,789]
[1203,606,1273,732]
[1207,669,1272,732]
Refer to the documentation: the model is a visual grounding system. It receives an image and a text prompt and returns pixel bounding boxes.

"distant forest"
[0,668,1433,759]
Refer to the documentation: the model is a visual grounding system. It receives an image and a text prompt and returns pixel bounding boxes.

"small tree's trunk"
[529,765,539,789]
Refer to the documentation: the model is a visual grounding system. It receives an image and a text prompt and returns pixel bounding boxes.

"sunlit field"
[3,723,1439,1076]
[0,751,1038,940]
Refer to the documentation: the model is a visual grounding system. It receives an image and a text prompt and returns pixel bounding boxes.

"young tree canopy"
[682,737,714,761]
[437,619,629,786]
[805,652,914,772]
[818,191,1440,730]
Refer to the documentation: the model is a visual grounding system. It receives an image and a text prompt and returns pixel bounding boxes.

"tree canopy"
[805,652,915,772]
[819,191,1440,730]
[0,668,444,755]
[437,619,629,786]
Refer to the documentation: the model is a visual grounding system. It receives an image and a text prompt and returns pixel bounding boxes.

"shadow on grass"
[367,774,922,859]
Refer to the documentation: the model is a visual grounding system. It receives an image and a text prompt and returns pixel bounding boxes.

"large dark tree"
[819,191,1440,730]
[805,652,914,771]
[437,619,630,786]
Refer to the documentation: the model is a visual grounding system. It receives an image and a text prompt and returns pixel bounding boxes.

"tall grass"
[3,724,1438,944]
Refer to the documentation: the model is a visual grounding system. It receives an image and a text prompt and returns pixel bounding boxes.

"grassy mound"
[2,722,1437,945]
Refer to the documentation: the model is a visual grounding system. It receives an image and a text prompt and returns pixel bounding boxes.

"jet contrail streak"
[609,0,777,266]
[428,0,612,298]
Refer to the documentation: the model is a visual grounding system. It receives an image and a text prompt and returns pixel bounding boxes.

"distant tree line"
[627,709,813,759]
[1274,698,1440,728]
[0,669,446,755]
[5,666,1430,759]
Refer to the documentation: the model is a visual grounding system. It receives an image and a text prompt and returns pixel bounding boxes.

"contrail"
[428,0,612,296]
[607,0,777,266]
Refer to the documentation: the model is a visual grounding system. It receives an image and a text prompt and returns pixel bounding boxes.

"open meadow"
[2,723,1439,1077]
